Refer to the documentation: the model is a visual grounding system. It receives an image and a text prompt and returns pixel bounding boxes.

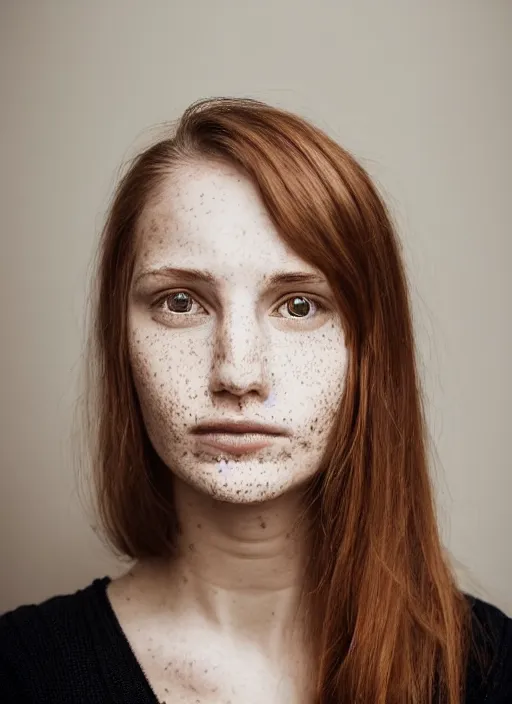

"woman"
[1,97,510,703]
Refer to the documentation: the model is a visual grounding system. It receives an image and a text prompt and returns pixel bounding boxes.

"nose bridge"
[210,299,270,396]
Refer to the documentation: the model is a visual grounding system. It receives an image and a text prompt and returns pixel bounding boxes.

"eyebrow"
[134,266,328,288]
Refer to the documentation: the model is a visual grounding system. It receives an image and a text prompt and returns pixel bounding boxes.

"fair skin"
[107,159,348,703]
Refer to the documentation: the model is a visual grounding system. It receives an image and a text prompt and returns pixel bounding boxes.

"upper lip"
[193,420,289,436]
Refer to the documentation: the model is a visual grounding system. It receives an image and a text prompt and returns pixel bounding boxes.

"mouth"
[192,421,289,456]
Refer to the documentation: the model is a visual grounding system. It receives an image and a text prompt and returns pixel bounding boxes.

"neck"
[135,476,310,649]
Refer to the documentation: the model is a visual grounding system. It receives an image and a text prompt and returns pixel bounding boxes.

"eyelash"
[151,290,327,320]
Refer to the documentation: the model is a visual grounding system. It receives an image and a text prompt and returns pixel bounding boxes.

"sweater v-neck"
[79,576,160,704]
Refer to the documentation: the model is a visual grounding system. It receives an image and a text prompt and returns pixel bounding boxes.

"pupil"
[287,296,310,317]
[168,292,191,313]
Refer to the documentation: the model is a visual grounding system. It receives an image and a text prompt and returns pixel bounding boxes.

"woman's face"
[128,159,348,503]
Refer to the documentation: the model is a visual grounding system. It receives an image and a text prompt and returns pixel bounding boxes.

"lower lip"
[194,432,280,455]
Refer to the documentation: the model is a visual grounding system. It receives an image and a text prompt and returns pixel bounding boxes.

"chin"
[170,456,311,504]
[176,471,293,505]
[210,488,285,504]
[195,479,288,504]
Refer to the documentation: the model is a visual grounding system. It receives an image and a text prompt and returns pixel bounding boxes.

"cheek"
[129,332,211,434]
[273,327,347,432]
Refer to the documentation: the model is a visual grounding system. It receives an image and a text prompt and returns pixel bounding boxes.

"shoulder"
[465,593,512,703]
[0,577,111,702]
[0,576,111,644]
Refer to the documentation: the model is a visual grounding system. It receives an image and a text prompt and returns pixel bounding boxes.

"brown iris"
[167,292,192,312]
[287,296,311,317]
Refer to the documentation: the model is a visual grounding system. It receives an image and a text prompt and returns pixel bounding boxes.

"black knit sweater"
[1,577,511,703]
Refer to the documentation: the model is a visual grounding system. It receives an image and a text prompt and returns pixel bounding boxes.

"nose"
[209,305,271,400]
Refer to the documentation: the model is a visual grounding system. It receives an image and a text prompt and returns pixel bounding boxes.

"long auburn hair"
[78,97,483,703]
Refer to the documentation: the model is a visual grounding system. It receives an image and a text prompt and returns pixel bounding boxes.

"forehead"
[134,160,319,281]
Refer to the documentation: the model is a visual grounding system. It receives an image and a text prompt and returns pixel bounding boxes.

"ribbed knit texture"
[0,577,157,703]
[1,577,511,703]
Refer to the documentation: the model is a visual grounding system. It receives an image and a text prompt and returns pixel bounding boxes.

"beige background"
[0,0,510,615]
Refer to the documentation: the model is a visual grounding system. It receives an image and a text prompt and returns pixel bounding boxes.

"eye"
[154,291,207,315]
[276,295,322,319]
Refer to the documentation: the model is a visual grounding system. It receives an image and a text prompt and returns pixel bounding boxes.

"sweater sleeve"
[467,594,512,703]
[493,609,512,703]
[0,615,30,703]
[0,666,27,703]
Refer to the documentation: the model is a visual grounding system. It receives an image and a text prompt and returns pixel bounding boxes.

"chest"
[133,633,313,704]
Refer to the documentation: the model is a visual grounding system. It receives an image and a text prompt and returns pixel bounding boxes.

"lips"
[192,420,289,456]
[193,420,288,436]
